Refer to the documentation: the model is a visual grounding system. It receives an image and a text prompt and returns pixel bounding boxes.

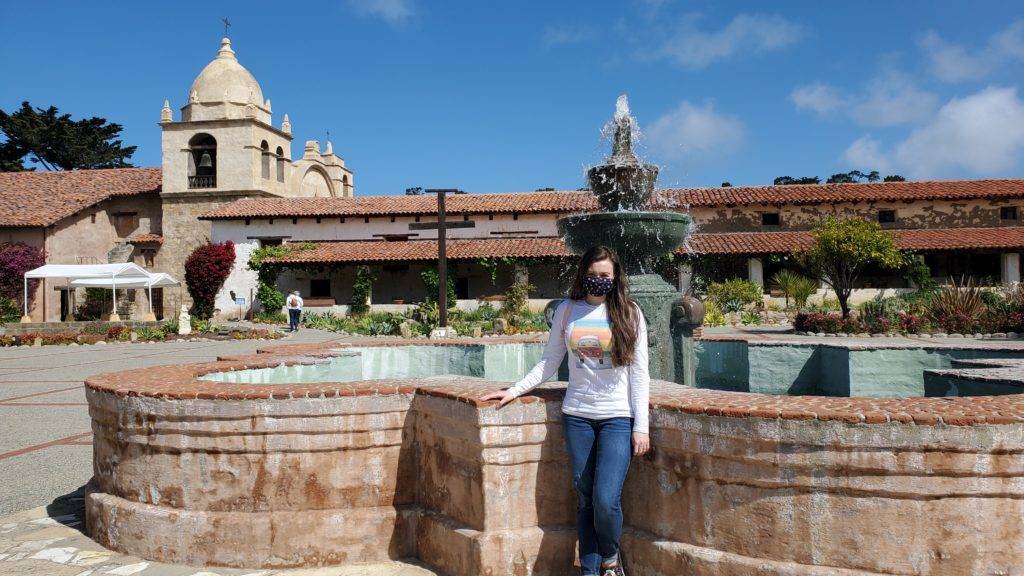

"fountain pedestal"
[557,95,693,382]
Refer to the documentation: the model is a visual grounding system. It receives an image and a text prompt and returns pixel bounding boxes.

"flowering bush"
[794,312,864,333]
[184,241,235,319]
[862,314,892,334]
[0,242,46,311]
[897,312,928,334]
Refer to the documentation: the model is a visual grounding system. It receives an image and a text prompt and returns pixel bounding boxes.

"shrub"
[706,279,762,313]
[78,333,105,345]
[898,312,928,334]
[135,327,165,341]
[795,312,842,333]
[350,265,376,316]
[106,325,127,340]
[184,241,235,319]
[421,268,456,307]
[0,242,46,310]
[740,309,762,325]
[0,295,20,323]
[862,314,891,334]
[253,311,287,324]
[771,270,817,309]
[703,300,726,327]
[501,282,534,320]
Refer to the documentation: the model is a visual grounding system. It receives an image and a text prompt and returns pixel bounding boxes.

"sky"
[2,1,1024,194]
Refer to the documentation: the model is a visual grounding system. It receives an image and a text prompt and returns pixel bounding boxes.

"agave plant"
[927,276,986,333]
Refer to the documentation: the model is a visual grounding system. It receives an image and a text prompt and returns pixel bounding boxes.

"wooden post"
[437,190,448,328]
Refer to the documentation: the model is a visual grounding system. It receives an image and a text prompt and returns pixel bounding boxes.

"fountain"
[557,95,692,381]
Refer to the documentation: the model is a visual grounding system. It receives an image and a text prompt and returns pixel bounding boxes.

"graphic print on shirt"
[568,317,613,369]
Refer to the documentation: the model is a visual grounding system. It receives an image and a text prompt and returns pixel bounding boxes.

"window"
[261,238,282,247]
[1002,206,1019,221]
[276,147,285,183]
[260,141,270,179]
[761,213,781,226]
[310,279,331,298]
[878,210,896,223]
[142,249,155,268]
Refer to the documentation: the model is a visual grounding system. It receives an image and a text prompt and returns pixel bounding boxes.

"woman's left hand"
[632,432,650,457]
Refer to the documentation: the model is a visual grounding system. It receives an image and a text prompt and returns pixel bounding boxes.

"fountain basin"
[84,337,1024,574]
[557,211,691,275]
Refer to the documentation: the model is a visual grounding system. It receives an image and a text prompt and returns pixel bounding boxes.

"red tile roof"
[263,226,1024,264]
[127,234,164,245]
[688,226,1024,254]
[266,237,572,264]
[0,168,161,227]
[201,179,1024,220]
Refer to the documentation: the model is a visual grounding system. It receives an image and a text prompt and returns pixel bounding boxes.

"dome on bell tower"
[182,38,270,122]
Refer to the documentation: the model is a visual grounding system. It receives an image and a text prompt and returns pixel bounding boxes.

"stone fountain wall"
[84,340,1024,575]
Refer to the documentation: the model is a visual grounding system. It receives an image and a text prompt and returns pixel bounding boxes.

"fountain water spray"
[557,95,701,382]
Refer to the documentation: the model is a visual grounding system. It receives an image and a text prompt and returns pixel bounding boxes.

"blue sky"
[2,1,1023,193]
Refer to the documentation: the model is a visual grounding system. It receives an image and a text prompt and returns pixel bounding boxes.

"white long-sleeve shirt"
[507,299,650,433]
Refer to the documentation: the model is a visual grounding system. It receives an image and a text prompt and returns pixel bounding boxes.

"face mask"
[583,275,614,296]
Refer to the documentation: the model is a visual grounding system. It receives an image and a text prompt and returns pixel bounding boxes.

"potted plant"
[392,298,405,305]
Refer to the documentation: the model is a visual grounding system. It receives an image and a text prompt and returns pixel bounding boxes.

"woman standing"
[481,245,650,576]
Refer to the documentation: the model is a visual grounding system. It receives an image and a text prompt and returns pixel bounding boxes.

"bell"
[199,152,213,168]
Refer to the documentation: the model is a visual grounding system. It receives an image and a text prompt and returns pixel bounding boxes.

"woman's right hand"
[479,389,516,408]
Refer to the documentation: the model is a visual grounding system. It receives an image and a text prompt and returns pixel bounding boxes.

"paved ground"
[0,330,341,517]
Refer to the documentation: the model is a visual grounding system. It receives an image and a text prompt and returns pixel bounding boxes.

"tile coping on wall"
[83,336,1024,427]
[700,333,1024,352]
[929,358,1024,387]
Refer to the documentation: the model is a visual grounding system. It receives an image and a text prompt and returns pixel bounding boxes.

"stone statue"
[671,295,705,330]
[178,305,192,335]
[189,90,198,103]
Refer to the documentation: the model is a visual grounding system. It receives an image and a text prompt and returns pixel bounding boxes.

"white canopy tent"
[68,273,180,320]
[22,263,165,322]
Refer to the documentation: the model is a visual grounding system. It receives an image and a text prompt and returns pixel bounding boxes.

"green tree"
[802,217,904,317]
[827,170,881,184]
[883,174,906,182]
[774,176,820,185]
[0,101,136,171]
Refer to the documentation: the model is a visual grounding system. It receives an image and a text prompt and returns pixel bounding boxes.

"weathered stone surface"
[83,339,1024,574]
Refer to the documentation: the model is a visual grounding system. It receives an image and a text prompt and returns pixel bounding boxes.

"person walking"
[286,290,303,332]
[480,245,650,576]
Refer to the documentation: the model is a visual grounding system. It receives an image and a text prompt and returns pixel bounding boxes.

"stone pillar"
[1002,252,1021,285]
[677,262,693,294]
[747,257,764,290]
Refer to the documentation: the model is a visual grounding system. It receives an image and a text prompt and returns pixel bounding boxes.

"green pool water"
[202,343,546,384]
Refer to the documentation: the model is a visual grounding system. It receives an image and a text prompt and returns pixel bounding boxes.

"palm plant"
[771,269,818,309]
[927,276,986,333]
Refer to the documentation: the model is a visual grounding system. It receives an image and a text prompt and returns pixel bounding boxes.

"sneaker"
[601,566,625,576]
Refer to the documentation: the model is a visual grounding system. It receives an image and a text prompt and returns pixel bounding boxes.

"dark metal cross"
[222,17,231,36]
[408,189,475,328]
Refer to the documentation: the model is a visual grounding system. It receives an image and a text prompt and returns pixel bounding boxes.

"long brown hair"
[567,246,641,367]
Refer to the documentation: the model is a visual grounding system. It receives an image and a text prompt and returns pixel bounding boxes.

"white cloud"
[791,71,938,127]
[347,0,414,24]
[849,71,939,126]
[645,101,746,159]
[656,13,803,69]
[542,24,596,48]
[789,83,845,115]
[920,21,1024,83]
[841,135,891,174]
[841,87,1024,179]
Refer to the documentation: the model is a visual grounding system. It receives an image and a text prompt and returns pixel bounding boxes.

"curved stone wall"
[84,339,1024,574]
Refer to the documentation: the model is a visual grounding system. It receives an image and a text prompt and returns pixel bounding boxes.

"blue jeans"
[288,309,301,331]
[562,413,633,575]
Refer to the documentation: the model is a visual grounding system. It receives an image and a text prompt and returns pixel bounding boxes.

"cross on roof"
[222,17,231,36]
